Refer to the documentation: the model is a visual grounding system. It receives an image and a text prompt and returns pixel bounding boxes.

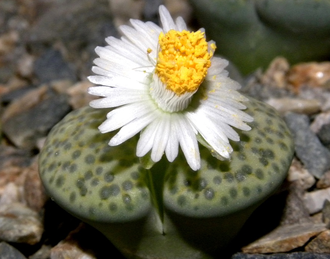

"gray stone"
[0,242,26,259]
[33,49,77,84]
[27,0,118,77]
[318,123,330,149]
[29,245,51,259]
[284,113,330,178]
[2,87,71,150]
[0,85,36,105]
[322,200,330,228]
[304,188,330,214]
[241,82,292,102]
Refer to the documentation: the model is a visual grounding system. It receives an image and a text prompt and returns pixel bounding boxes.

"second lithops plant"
[189,0,330,74]
[39,5,294,259]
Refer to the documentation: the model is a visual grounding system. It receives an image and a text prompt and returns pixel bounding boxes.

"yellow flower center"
[155,30,215,96]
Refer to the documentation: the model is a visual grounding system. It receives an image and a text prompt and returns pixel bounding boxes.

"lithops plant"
[189,0,330,74]
[39,97,294,258]
[39,5,294,259]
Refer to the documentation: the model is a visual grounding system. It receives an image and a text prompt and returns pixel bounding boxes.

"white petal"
[173,115,200,170]
[93,58,147,81]
[150,116,170,162]
[88,75,149,90]
[202,93,247,110]
[159,5,176,32]
[175,16,187,31]
[88,76,114,88]
[95,46,142,67]
[145,21,163,35]
[110,111,158,146]
[98,102,154,133]
[187,112,229,143]
[120,25,155,53]
[136,121,158,157]
[88,86,113,97]
[129,19,159,51]
[187,112,232,159]
[165,116,179,162]
[105,37,150,66]
[91,65,150,85]
[199,105,252,131]
[207,57,229,76]
[89,88,149,108]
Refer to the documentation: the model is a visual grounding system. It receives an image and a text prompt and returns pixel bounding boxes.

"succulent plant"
[189,0,330,74]
[39,97,294,258]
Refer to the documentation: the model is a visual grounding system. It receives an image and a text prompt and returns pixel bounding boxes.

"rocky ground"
[1,0,330,258]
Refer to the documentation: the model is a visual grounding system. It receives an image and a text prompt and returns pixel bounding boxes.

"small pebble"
[260,57,290,88]
[50,223,97,259]
[288,62,330,89]
[304,188,330,214]
[0,145,33,195]
[310,111,330,133]
[287,159,315,190]
[67,81,96,109]
[23,159,47,211]
[29,245,51,259]
[0,242,26,259]
[317,171,330,189]
[267,97,320,115]
[280,182,312,225]
[0,202,43,245]
[0,182,21,206]
[284,113,330,178]
[317,123,330,149]
[322,200,330,228]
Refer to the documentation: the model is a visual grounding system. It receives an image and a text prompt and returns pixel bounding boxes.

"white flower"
[88,5,253,171]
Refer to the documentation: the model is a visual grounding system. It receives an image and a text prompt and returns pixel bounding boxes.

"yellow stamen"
[155,30,215,96]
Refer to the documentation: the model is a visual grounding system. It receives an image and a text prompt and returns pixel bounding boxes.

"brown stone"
[288,61,330,89]
[280,181,313,225]
[260,57,290,88]
[317,171,330,189]
[50,223,97,259]
[305,229,330,253]
[67,80,96,109]
[0,145,32,195]
[23,158,48,211]
[0,202,43,245]
[1,85,48,123]
[322,200,330,228]
[242,223,326,254]
[287,158,315,190]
